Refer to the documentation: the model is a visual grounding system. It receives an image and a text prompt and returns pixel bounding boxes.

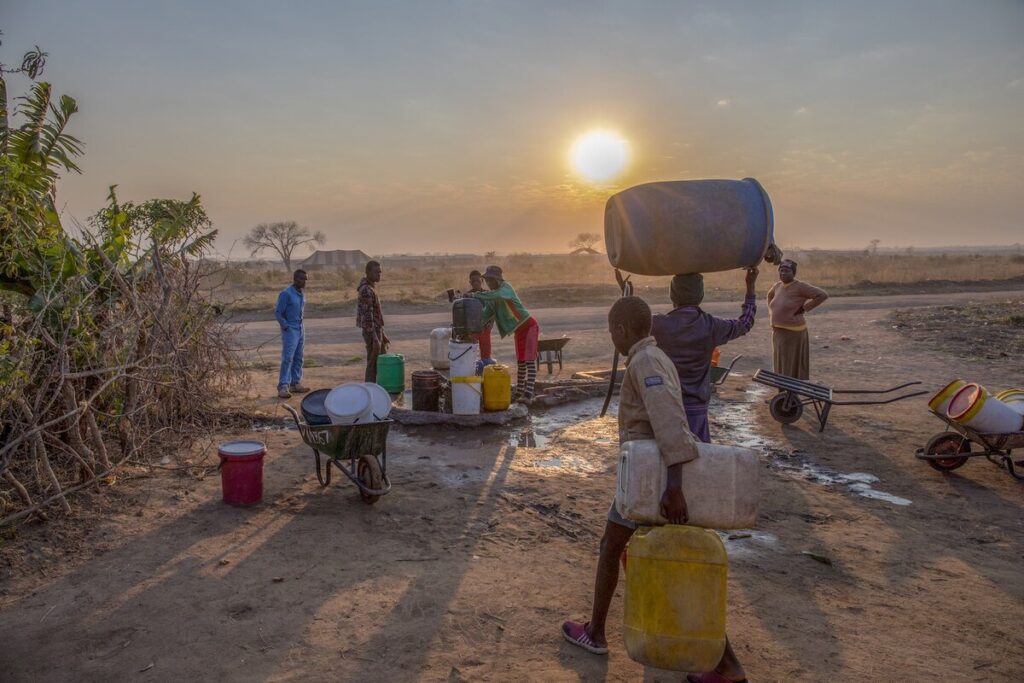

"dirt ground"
[2,289,1023,682]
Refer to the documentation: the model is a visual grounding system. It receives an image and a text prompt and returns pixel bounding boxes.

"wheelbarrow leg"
[313,449,332,487]
[817,402,832,432]
[1005,454,1023,480]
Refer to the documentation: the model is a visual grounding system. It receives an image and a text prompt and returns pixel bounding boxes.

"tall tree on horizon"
[242,221,326,271]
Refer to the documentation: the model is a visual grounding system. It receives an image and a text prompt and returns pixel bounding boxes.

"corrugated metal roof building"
[299,249,371,269]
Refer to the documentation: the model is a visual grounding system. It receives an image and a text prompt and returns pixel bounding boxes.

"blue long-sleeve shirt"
[275,285,305,331]
[651,294,757,406]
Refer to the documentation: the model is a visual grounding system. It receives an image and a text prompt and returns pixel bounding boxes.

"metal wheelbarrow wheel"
[769,393,803,425]
[357,455,384,504]
[923,432,970,472]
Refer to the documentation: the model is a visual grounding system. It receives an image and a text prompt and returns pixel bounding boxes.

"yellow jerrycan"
[623,525,727,672]
[482,364,512,411]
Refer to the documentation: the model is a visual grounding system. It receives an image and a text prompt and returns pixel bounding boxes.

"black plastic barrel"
[300,389,333,425]
[411,370,442,412]
[452,298,483,339]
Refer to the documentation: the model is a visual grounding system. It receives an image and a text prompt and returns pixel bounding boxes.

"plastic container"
[452,298,484,339]
[218,441,266,506]
[995,389,1024,417]
[476,358,497,375]
[605,178,775,275]
[361,382,392,420]
[411,370,443,412]
[324,384,371,424]
[947,383,1023,433]
[482,364,512,411]
[623,525,727,672]
[448,340,481,415]
[430,327,452,370]
[376,353,405,395]
[300,389,332,426]
[928,379,966,415]
[615,440,759,529]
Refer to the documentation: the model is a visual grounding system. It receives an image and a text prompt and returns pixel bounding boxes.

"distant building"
[569,246,601,255]
[300,249,371,270]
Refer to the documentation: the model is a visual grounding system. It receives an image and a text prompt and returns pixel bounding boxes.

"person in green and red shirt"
[467,269,493,361]
[470,265,539,404]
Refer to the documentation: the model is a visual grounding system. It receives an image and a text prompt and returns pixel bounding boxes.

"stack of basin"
[324,382,392,424]
[946,383,1023,433]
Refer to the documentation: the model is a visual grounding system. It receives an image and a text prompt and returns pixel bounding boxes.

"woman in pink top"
[766,259,828,380]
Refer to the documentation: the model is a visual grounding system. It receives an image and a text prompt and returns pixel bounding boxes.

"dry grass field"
[205,250,1024,319]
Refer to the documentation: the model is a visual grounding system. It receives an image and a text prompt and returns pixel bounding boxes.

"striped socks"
[523,360,537,401]
[513,360,537,404]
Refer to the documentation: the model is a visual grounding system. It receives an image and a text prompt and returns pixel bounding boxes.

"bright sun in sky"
[570,130,630,183]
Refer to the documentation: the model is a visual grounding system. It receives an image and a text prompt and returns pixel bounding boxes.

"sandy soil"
[2,289,1023,682]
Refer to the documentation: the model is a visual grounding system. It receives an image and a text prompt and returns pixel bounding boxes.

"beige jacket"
[767,280,828,331]
[618,336,700,467]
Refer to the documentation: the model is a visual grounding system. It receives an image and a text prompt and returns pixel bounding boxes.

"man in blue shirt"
[275,269,310,399]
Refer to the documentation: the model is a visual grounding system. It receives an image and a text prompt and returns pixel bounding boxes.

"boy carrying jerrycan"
[561,296,749,683]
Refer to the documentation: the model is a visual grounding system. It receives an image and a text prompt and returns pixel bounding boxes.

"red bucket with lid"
[218,441,266,506]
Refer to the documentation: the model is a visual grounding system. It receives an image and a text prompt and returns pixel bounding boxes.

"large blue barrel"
[604,178,776,275]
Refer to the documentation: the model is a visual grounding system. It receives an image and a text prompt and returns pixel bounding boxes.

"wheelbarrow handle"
[833,381,923,394]
[831,390,930,406]
[282,403,302,428]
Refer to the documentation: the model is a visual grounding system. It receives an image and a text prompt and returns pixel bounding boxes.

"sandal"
[561,621,609,655]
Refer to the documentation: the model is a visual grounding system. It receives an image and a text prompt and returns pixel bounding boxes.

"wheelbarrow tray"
[296,420,390,459]
[915,410,1024,479]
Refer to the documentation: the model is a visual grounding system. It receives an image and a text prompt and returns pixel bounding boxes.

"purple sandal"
[561,621,609,655]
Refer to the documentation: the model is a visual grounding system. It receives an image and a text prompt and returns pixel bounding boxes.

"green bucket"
[376,353,405,395]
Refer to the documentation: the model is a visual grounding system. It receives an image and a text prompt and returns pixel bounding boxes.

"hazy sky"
[4,1,1023,256]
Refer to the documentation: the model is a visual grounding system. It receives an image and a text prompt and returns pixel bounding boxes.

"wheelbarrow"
[711,355,742,388]
[752,369,928,432]
[283,404,393,504]
[537,336,571,374]
[915,410,1024,479]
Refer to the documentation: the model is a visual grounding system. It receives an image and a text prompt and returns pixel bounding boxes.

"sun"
[570,130,630,183]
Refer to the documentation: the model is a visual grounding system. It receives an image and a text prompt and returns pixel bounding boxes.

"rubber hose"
[600,278,633,417]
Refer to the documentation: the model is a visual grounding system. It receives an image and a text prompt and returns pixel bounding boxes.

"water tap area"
[253,382,916,508]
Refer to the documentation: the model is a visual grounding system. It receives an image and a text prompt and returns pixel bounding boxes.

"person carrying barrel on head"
[469,265,539,405]
[560,295,749,683]
[651,268,758,442]
[767,259,828,380]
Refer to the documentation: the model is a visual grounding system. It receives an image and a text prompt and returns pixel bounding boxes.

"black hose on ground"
[600,273,632,417]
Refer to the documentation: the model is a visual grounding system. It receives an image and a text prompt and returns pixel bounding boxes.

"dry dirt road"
[1,289,1022,682]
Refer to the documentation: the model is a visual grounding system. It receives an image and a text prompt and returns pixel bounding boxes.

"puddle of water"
[845,484,912,506]
[715,388,912,507]
[251,418,296,432]
[837,472,879,485]
[712,385,771,449]
[718,530,780,559]
[772,461,912,506]
[510,430,550,449]
[506,397,611,449]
